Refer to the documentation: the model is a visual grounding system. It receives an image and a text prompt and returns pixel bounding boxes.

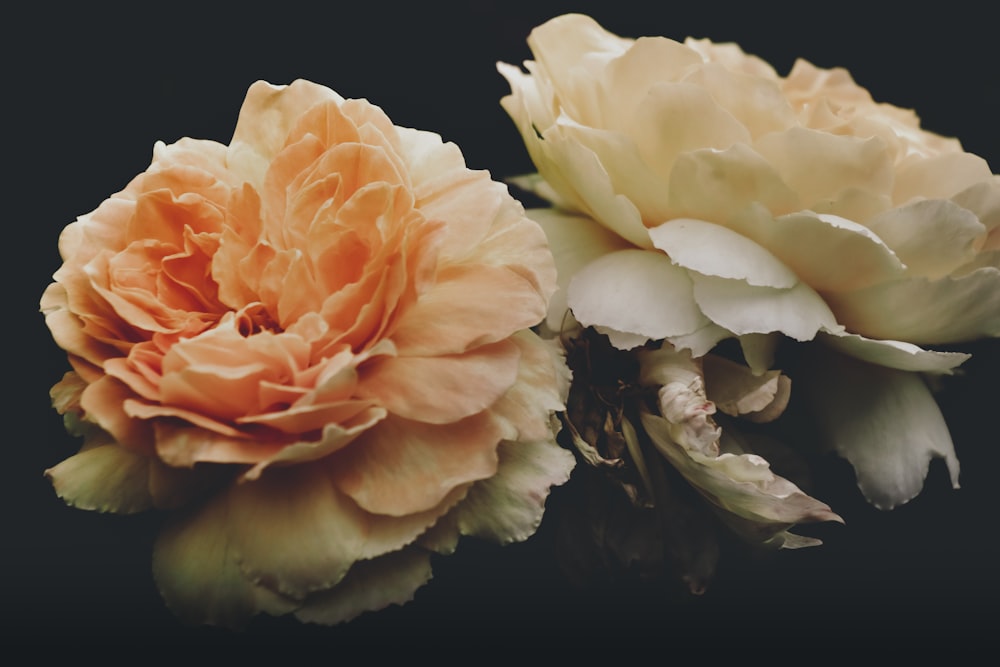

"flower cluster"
[41,79,574,627]
[498,13,998,583]
[40,12,999,626]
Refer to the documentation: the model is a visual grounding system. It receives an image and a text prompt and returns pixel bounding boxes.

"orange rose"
[41,79,574,627]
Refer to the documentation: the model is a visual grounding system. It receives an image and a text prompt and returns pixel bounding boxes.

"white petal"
[797,345,961,510]
[528,207,631,331]
[820,331,970,373]
[567,248,709,347]
[690,272,842,341]
[650,218,798,288]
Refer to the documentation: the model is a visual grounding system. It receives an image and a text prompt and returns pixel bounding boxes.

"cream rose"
[41,79,575,627]
[499,14,999,514]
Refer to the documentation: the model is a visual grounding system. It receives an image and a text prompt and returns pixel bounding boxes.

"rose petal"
[567,248,708,348]
[331,413,503,516]
[528,207,632,331]
[446,438,575,545]
[865,199,986,279]
[824,266,1000,344]
[689,272,842,341]
[45,441,153,514]
[649,218,798,288]
[294,546,433,625]
[797,345,961,510]
[819,331,970,373]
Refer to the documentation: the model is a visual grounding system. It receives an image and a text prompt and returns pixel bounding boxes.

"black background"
[8,0,999,652]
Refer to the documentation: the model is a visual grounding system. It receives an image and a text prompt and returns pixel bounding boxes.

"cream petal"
[819,331,970,373]
[556,123,674,225]
[797,346,961,510]
[753,127,893,207]
[649,218,798,288]
[541,131,654,247]
[666,144,802,222]
[447,438,575,545]
[894,151,994,203]
[294,546,433,625]
[825,266,1000,344]
[952,177,1000,235]
[46,441,154,514]
[567,248,709,347]
[865,199,986,279]
[680,62,797,139]
[725,207,905,292]
[602,36,705,129]
[690,272,842,341]
[631,81,752,183]
[528,207,631,331]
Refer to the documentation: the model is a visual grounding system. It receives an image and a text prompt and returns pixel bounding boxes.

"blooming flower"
[41,79,574,627]
[498,13,999,523]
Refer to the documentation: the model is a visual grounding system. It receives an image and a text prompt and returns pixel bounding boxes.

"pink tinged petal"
[243,408,387,478]
[865,199,986,279]
[753,127,893,208]
[894,151,994,203]
[447,438,575,545]
[726,209,905,292]
[824,266,1000,344]
[649,218,798,288]
[528,207,632,331]
[819,331,970,373]
[152,494,300,628]
[666,144,802,222]
[79,375,154,453]
[390,264,549,357]
[631,82,752,183]
[689,272,842,342]
[640,409,842,531]
[294,546,433,626]
[702,354,790,423]
[46,442,154,514]
[356,339,520,425]
[151,420,286,466]
[797,346,960,510]
[331,413,503,516]
[567,248,708,349]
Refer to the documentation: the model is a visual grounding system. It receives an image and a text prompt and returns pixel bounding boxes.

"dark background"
[8,0,998,652]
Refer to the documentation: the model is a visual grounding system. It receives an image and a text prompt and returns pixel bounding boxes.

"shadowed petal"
[797,345,961,510]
